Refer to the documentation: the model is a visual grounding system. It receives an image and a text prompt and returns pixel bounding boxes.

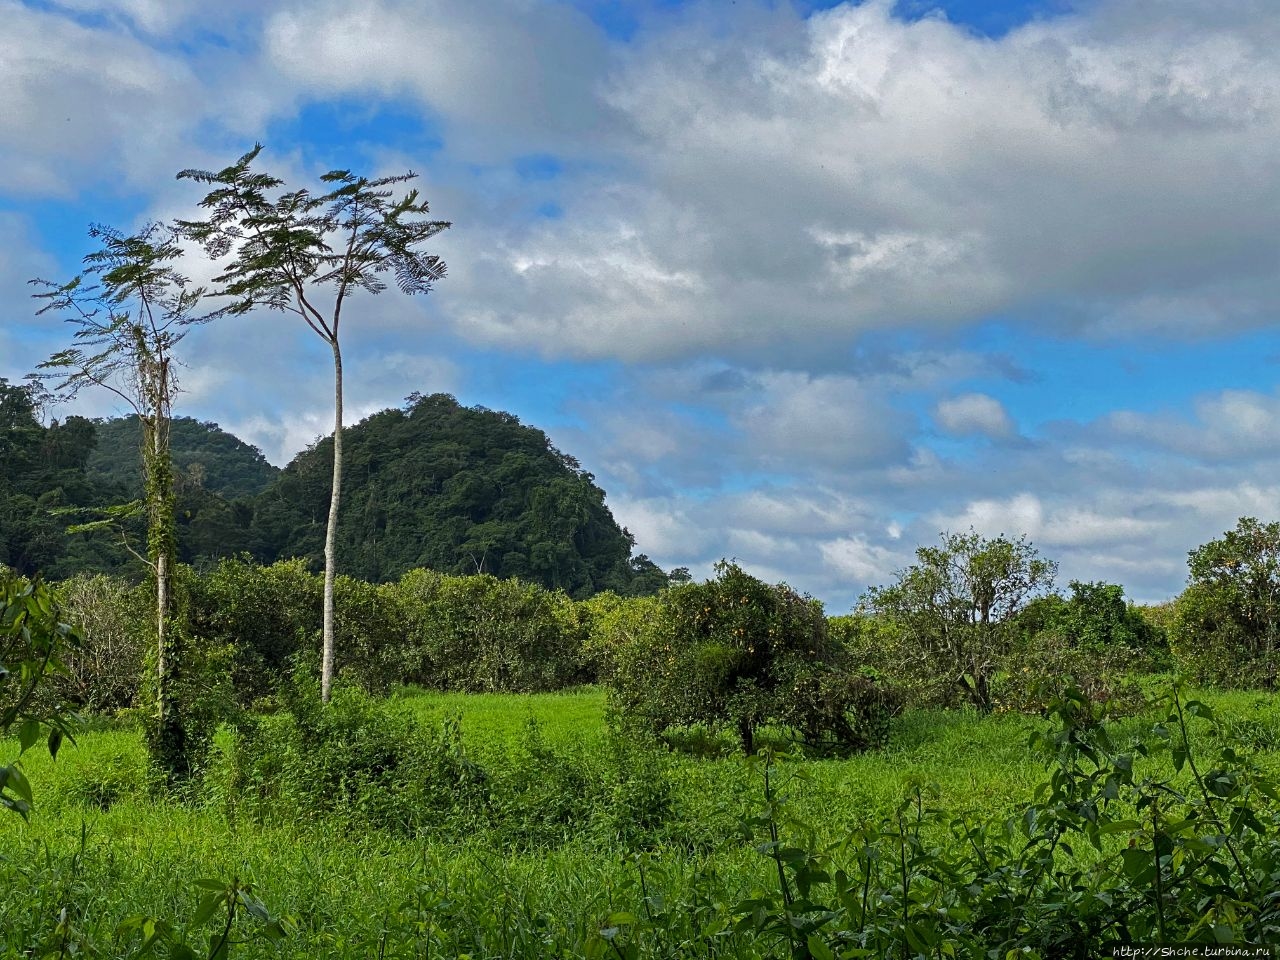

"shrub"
[332,575,405,693]
[605,561,894,753]
[214,678,488,835]
[714,687,1280,957]
[54,573,149,715]
[395,570,585,692]
[579,591,660,683]
[1018,580,1167,654]
[183,557,321,704]
[775,664,899,752]
[992,629,1148,717]
[828,612,939,707]
[1171,517,1280,689]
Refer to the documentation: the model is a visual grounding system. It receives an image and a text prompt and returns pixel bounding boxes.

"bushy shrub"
[132,565,241,782]
[578,591,660,683]
[1018,580,1167,654]
[992,629,1148,717]
[776,664,899,752]
[1171,583,1263,688]
[1169,517,1280,689]
[54,573,149,714]
[395,570,586,692]
[332,575,405,693]
[210,677,687,848]
[606,561,894,753]
[213,678,488,835]
[828,612,940,707]
[183,557,321,704]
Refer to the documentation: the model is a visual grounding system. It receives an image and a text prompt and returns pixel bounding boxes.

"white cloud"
[264,0,613,159]
[420,0,1280,359]
[820,535,902,584]
[7,0,1280,613]
[934,393,1015,438]
[0,2,206,195]
[1099,388,1280,461]
[734,371,913,469]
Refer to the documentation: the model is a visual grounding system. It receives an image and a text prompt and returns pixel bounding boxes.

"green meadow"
[4,685,1279,958]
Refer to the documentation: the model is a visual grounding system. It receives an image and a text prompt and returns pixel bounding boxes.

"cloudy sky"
[3,0,1279,610]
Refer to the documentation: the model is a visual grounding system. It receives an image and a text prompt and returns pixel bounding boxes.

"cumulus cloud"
[934,393,1015,438]
[264,0,614,159]
[1101,389,1280,461]
[734,371,913,469]
[820,535,903,584]
[423,0,1280,360]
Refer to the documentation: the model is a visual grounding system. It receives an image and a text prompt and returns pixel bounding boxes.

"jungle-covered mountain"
[256,392,666,596]
[0,381,667,596]
[0,380,133,578]
[87,416,280,499]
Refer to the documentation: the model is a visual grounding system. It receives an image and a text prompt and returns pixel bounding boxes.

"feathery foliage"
[177,144,451,702]
[30,222,224,781]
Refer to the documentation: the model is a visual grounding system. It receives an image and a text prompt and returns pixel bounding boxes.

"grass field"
[2,686,1278,958]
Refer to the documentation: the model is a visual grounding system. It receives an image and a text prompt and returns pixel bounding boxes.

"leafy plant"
[715,684,1280,958]
[0,573,80,818]
[1173,517,1280,688]
[861,530,1058,711]
[606,561,895,754]
[117,877,290,959]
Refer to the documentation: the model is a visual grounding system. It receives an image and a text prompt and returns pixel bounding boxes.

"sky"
[3,0,1280,611]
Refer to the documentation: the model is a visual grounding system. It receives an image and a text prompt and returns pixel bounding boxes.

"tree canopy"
[862,530,1057,710]
[87,417,279,500]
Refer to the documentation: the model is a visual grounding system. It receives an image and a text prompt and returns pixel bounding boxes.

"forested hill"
[0,381,668,597]
[255,392,667,597]
[87,417,280,499]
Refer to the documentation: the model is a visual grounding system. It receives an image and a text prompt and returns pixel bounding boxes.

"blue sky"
[4,0,1280,609]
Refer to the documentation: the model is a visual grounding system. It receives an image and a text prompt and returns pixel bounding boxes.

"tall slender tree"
[177,146,450,701]
[31,223,220,777]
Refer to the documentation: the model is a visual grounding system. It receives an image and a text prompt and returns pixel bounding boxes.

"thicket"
[50,560,598,716]
[600,562,898,754]
[47,553,1181,746]
[1171,517,1280,690]
[209,678,690,850]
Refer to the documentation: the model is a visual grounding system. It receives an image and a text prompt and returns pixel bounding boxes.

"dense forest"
[86,416,279,499]
[0,380,668,597]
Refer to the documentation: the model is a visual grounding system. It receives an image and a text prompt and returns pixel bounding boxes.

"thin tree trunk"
[150,411,170,725]
[321,339,344,703]
[147,397,182,779]
[156,549,168,723]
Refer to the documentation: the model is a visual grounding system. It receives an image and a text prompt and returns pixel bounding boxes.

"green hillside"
[87,416,279,500]
[1,383,666,595]
[255,392,666,597]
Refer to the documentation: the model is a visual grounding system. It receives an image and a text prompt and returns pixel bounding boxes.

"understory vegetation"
[4,517,1280,957]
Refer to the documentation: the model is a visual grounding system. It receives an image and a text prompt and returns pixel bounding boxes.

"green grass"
[392,685,610,753]
[2,685,1277,957]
